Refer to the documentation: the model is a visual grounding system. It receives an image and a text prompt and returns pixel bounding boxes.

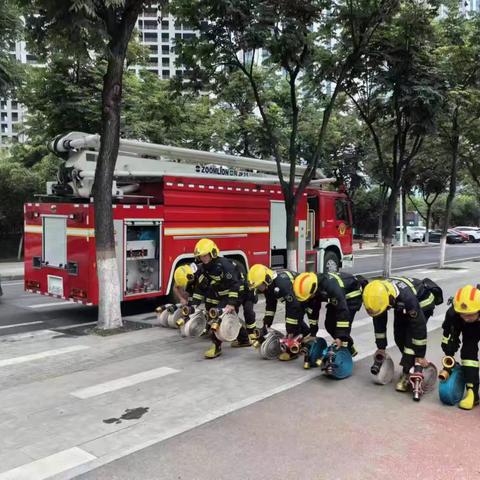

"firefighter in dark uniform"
[441,285,480,410]
[292,271,366,356]
[191,238,256,359]
[362,276,442,392]
[247,264,309,361]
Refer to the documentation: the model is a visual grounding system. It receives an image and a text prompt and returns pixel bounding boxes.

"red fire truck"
[24,132,353,305]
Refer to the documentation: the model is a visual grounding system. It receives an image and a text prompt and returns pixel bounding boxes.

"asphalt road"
[0,243,478,340]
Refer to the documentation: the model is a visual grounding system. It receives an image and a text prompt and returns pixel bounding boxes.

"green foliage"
[0,0,23,95]
[351,187,386,234]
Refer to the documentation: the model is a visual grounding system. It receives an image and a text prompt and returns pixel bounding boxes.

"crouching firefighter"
[292,271,367,358]
[191,238,256,359]
[362,276,442,394]
[247,264,309,361]
[441,285,480,410]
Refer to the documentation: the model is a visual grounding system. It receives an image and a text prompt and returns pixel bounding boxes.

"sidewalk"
[0,261,24,281]
[0,262,477,480]
[353,239,435,253]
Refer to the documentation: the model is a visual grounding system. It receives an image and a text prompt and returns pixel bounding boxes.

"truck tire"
[324,251,340,272]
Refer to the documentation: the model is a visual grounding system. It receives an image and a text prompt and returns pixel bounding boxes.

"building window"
[148,45,157,53]
[1,124,8,133]
[12,112,18,121]
[148,56,158,64]
[161,20,169,28]
[26,54,37,64]
[11,101,18,109]
[0,101,7,109]
[183,33,195,40]
[143,32,157,41]
[142,20,158,29]
[162,57,170,66]
[0,113,7,121]
[161,32,169,41]
[162,69,170,79]
[175,33,182,40]
[162,45,170,54]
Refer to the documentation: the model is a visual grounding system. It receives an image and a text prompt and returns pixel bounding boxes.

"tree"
[406,144,449,243]
[0,0,22,95]
[347,0,442,275]
[171,0,398,270]
[22,0,156,329]
[433,5,480,266]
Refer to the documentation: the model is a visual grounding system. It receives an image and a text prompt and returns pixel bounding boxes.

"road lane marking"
[0,321,44,330]
[355,255,480,276]
[28,301,75,309]
[54,321,97,331]
[0,345,89,367]
[70,367,180,399]
[0,447,96,480]
[2,281,24,286]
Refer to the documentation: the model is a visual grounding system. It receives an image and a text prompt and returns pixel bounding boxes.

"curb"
[1,274,23,281]
[354,244,437,255]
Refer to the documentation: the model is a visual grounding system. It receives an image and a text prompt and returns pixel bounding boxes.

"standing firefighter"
[248,264,309,361]
[363,276,442,393]
[293,271,366,356]
[441,285,480,410]
[191,238,256,359]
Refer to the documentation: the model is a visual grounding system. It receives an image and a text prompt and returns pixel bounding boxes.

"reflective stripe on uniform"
[198,274,205,284]
[193,293,204,301]
[206,298,220,304]
[441,335,450,344]
[265,311,275,316]
[305,307,313,314]
[286,317,298,325]
[375,333,386,339]
[218,289,229,296]
[391,276,417,295]
[228,292,239,298]
[403,347,415,356]
[336,321,350,328]
[341,341,348,347]
[284,271,295,283]
[462,359,479,368]
[412,338,427,346]
[246,322,256,329]
[329,273,345,288]
[419,293,435,308]
[309,319,318,325]
[346,290,362,299]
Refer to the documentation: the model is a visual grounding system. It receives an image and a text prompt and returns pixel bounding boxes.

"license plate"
[47,275,64,297]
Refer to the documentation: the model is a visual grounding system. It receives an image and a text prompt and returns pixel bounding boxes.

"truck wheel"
[324,251,340,272]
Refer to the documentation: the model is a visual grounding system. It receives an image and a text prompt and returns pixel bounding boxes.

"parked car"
[395,226,426,242]
[449,228,469,242]
[454,226,480,243]
[424,230,465,244]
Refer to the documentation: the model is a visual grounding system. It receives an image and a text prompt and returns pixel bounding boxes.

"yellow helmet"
[174,264,195,288]
[363,279,397,317]
[193,238,219,259]
[293,272,318,302]
[248,264,274,289]
[453,285,480,314]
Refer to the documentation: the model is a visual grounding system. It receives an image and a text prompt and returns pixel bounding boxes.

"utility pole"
[399,186,404,247]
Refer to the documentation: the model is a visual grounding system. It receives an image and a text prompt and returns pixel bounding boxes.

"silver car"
[454,226,480,243]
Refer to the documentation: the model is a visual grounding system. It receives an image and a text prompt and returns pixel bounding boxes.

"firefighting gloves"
[441,335,460,357]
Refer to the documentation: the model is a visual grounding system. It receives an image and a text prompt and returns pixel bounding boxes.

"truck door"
[334,197,353,255]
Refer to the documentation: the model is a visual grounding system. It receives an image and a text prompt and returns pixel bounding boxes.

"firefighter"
[441,285,480,410]
[173,263,198,306]
[292,271,366,356]
[362,276,441,392]
[192,238,256,359]
[247,264,309,361]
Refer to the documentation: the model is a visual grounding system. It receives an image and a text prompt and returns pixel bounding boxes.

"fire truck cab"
[24,132,353,305]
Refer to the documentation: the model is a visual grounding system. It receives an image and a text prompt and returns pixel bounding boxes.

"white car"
[397,226,425,242]
[454,226,480,243]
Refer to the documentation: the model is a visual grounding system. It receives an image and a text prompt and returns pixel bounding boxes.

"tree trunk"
[425,204,431,243]
[377,214,383,248]
[93,54,125,330]
[285,200,298,271]
[439,109,459,269]
[382,185,400,277]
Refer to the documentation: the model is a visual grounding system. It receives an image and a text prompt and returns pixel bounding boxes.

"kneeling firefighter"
[363,276,443,393]
[191,238,256,359]
[293,271,367,357]
[441,285,480,410]
[248,264,309,361]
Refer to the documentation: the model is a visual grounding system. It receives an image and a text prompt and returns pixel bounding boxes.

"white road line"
[2,281,24,286]
[70,366,179,399]
[28,301,75,309]
[0,321,43,330]
[356,255,480,276]
[0,447,96,480]
[0,345,89,367]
